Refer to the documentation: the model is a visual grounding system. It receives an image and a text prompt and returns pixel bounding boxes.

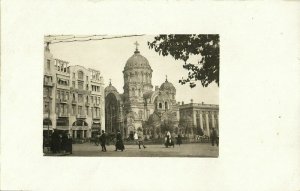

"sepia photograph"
[43,34,219,157]
[2,1,300,190]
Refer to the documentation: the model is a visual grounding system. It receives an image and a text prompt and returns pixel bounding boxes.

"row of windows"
[157,102,169,110]
[53,104,101,117]
[56,90,101,104]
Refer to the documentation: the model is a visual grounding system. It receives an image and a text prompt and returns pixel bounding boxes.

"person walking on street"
[115,130,125,151]
[177,132,182,146]
[210,128,219,147]
[134,131,138,144]
[100,130,107,152]
[137,130,146,149]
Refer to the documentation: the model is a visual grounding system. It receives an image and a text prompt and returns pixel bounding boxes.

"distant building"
[179,100,219,137]
[43,44,105,139]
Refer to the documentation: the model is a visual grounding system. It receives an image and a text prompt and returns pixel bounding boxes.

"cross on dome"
[165,75,168,82]
[134,41,139,51]
[109,78,112,85]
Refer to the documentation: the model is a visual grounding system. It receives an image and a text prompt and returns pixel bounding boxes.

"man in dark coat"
[115,130,125,151]
[177,133,182,146]
[100,130,107,152]
[210,128,219,147]
[61,132,68,153]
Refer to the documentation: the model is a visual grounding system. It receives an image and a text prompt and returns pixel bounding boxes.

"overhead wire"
[45,35,144,44]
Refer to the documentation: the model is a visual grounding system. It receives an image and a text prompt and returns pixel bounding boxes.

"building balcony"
[85,102,90,107]
[58,113,68,118]
[44,81,55,87]
[94,103,100,107]
[93,116,100,120]
[57,98,68,104]
[77,114,87,119]
[72,100,77,105]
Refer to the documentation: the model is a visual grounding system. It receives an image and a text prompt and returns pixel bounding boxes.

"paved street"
[67,143,219,157]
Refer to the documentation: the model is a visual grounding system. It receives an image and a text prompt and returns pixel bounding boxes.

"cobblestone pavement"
[67,143,219,157]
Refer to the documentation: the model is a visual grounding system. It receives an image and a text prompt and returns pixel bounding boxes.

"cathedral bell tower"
[123,41,153,104]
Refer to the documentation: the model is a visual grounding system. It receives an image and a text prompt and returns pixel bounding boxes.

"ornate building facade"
[43,45,105,139]
[179,100,219,137]
[105,45,180,139]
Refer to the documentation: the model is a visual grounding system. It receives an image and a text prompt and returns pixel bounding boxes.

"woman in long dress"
[115,130,125,151]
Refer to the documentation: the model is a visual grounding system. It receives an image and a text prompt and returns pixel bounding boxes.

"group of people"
[165,131,182,147]
[49,130,72,154]
[96,130,125,152]
[95,128,218,153]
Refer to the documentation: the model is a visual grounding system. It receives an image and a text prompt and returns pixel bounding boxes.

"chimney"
[182,101,184,105]
[202,102,204,105]
[190,99,193,103]
[155,86,159,91]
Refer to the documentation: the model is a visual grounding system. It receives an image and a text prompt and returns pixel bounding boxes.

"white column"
[200,112,203,130]
[193,110,197,127]
[206,112,210,136]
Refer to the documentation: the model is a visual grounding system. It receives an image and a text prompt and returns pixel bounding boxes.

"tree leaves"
[148,34,219,88]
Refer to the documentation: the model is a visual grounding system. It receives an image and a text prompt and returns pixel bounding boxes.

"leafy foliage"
[148,34,219,88]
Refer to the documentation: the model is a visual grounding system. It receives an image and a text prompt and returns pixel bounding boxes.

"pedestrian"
[61,132,68,153]
[115,130,125,151]
[100,130,107,152]
[177,132,182,146]
[137,130,146,149]
[67,133,73,154]
[134,131,138,144]
[51,130,59,153]
[96,132,101,146]
[210,128,219,147]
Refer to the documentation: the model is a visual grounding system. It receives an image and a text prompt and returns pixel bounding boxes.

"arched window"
[78,71,84,80]
[159,103,162,109]
[165,102,168,110]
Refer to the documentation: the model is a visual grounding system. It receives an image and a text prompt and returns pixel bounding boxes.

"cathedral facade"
[105,46,179,139]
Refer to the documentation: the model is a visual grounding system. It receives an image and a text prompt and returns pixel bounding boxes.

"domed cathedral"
[105,42,179,139]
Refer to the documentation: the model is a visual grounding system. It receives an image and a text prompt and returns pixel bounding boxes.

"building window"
[47,59,50,70]
[159,103,162,109]
[73,72,75,78]
[78,81,83,90]
[78,71,84,80]
[72,81,75,88]
[165,102,168,110]
[44,102,49,113]
[78,94,83,103]
[91,96,94,103]
[86,84,89,90]
[57,90,60,99]
[85,107,89,115]
[86,76,88,81]
[72,105,76,115]
[78,106,83,115]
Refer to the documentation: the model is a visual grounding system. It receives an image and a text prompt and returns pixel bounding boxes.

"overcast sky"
[48,35,219,105]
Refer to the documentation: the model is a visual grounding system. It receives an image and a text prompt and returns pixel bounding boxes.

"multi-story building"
[43,44,105,139]
[179,100,219,137]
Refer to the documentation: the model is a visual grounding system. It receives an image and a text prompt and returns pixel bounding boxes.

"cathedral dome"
[105,82,118,94]
[160,78,176,93]
[124,50,151,71]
